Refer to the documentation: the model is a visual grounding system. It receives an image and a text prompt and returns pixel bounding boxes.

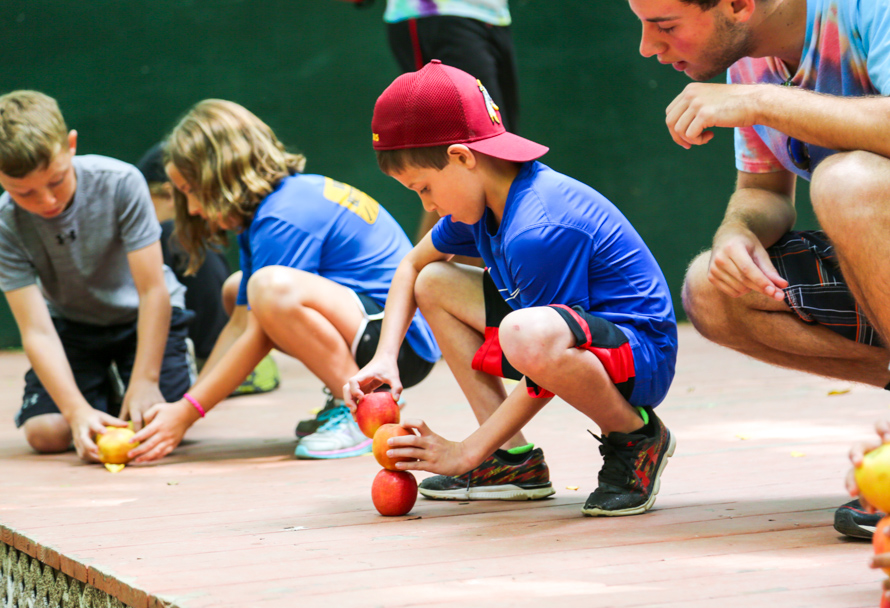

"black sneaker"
[834,498,883,539]
[295,392,342,439]
[582,407,676,517]
[418,446,555,501]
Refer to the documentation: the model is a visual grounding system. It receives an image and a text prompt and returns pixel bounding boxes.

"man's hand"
[344,356,403,412]
[119,378,165,431]
[69,407,128,463]
[708,224,788,300]
[385,419,476,477]
[128,400,200,463]
[666,83,760,149]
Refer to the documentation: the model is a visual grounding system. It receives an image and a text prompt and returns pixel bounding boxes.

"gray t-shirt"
[0,154,186,325]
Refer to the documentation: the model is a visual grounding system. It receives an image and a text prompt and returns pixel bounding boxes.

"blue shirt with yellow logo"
[237,173,440,362]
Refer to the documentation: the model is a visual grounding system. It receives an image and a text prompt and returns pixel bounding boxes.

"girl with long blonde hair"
[129,99,439,462]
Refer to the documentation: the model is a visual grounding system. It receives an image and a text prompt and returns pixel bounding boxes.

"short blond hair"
[0,91,68,178]
[165,99,306,275]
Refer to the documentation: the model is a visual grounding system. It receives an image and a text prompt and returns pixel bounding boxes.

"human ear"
[728,0,756,23]
[447,144,476,168]
[67,130,78,155]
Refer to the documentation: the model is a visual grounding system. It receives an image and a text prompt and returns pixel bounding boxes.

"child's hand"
[128,400,199,463]
[120,378,165,431]
[71,407,127,463]
[387,418,475,477]
[344,356,402,412]
[846,420,890,509]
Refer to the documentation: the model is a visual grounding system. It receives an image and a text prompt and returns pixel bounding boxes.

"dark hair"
[376,145,451,174]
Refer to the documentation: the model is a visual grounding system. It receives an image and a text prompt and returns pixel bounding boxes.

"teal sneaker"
[295,405,372,460]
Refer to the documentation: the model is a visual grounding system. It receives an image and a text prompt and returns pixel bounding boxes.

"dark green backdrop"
[0,0,815,348]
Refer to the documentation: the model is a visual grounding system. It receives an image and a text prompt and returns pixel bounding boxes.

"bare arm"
[120,242,171,429]
[393,382,550,476]
[6,285,125,461]
[344,232,450,405]
[667,83,890,155]
[703,170,797,300]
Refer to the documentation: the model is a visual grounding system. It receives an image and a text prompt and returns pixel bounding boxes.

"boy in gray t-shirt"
[0,90,192,462]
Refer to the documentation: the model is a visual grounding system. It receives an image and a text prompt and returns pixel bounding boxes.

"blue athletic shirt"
[236,173,440,363]
[431,161,677,405]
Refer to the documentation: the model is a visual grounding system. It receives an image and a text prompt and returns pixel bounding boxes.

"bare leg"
[683,252,890,386]
[22,413,72,453]
[414,262,527,450]
[498,307,644,435]
[221,271,241,317]
[247,266,364,399]
[812,151,890,348]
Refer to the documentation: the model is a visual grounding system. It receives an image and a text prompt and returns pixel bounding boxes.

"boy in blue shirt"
[346,61,679,516]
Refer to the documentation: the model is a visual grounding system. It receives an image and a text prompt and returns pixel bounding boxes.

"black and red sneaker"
[418,446,555,501]
[834,499,883,539]
[582,407,675,516]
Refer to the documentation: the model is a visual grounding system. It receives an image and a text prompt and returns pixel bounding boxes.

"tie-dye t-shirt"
[728,0,890,180]
[384,0,510,26]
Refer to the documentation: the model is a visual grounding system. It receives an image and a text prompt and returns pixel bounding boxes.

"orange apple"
[874,516,890,576]
[372,423,413,470]
[96,426,138,465]
[371,469,417,516]
[857,444,890,513]
[354,392,400,439]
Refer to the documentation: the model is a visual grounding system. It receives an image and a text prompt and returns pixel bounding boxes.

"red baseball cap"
[372,60,548,162]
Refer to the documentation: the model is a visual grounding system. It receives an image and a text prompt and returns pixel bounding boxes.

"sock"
[506,443,534,455]
[634,407,657,438]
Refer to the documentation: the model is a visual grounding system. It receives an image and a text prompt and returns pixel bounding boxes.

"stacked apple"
[354,392,417,516]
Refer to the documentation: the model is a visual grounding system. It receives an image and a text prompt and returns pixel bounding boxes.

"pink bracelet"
[183,392,206,418]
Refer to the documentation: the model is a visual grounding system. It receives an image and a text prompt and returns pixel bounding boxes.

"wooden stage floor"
[1,324,888,607]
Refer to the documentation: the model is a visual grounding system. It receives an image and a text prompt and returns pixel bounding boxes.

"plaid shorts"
[768,230,881,346]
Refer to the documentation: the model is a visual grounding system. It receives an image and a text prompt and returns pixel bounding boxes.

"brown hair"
[375,145,451,174]
[0,91,68,178]
[165,99,306,275]
[681,0,721,8]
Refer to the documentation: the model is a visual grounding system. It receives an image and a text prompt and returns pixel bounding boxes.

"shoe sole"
[581,430,677,517]
[295,439,372,460]
[834,509,877,539]
[419,482,555,501]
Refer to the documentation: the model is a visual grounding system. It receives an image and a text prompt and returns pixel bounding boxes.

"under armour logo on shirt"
[55,230,76,245]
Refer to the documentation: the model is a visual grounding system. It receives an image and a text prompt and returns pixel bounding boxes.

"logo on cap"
[372,133,379,142]
[477,79,500,125]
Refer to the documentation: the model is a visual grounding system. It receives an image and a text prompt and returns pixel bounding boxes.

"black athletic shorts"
[470,270,636,400]
[768,230,882,346]
[15,307,194,427]
[353,293,435,389]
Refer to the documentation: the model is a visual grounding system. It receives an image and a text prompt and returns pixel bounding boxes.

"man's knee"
[682,251,733,343]
[23,414,72,454]
[811,151,888,229]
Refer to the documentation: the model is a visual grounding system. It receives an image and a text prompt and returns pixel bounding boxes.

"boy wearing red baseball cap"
[345,60,679,516]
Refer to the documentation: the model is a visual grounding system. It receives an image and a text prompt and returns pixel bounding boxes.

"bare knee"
[23,414,72,454]
[498,308,563,378]
[414,261,456,313]
[682,251,734,344]
[247,266,302,318]
[811,151,886,231]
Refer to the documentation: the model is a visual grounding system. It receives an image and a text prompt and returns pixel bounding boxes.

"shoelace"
[316,405,351,432]
[588,430,637,488]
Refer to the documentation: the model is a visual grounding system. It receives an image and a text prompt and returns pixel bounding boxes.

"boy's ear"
[446,144,476,168]
[67,130,78,155]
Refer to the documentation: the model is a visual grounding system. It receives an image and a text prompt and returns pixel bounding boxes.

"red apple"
[371,468,417,516]
[354,392,400,439]
[372,423,413,470]
[874,516,890,575]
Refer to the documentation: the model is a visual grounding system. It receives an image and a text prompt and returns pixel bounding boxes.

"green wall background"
[0,0,816,348]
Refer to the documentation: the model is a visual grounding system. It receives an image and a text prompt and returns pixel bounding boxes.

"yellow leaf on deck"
[104,463,125,473]
[791,451,806,458]
[828,388,851,396]
[566,486,579,491]
[735,434,750,440]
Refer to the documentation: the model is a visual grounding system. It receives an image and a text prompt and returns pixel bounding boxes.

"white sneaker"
[294,405,372,459]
